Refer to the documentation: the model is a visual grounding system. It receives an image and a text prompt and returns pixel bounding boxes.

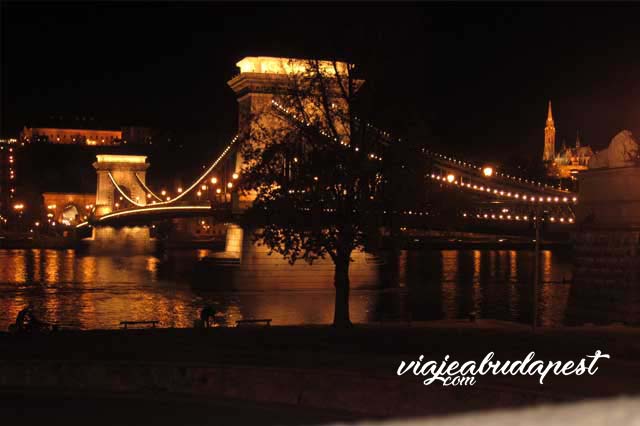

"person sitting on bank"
[200,305,217,328]
[13,305,49,334]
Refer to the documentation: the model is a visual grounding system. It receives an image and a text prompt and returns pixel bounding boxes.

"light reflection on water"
[0,248,575,330]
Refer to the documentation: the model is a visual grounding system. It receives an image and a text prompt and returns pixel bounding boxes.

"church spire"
[543,100,556,162]
[576,130,581,148]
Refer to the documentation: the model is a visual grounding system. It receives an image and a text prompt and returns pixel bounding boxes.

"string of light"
[462,212,575,225]
[107,172,145,207]
[162,134,239,203]
[108,134,239,208]
[428,173,578,204]
[272,99,575,195]
[271,100,384,161]
[425,149,573,194]
[134,173,163,201]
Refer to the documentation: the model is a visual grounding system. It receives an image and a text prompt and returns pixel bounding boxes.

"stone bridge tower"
[93,154,149,215]
[226,56,361,212]
[89,154,152,253]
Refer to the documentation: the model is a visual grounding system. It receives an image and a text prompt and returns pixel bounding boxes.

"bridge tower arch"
[93,154,149,214]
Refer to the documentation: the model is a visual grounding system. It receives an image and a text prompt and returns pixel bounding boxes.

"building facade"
[42,192,95,225]
[552,134,594,179]
[544,101,594,179]
[20,127,122,145]
[19,126,156,146]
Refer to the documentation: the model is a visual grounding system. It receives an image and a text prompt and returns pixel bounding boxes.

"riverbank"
[0,234,76,249]
[1,321,639,418]
[1,229,570,250]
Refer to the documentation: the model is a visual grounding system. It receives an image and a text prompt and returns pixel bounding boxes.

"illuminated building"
[42,192,95,225]
[552,133,594,179]
[20,127,122,145]
[19,126,156,146]
[543,101,594,179]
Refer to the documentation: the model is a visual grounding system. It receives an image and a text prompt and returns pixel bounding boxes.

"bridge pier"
[202,223,382,290]
[224,224,244,259]
[87,226,155,255]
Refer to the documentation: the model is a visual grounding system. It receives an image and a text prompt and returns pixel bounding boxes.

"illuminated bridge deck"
[78,204,231,228]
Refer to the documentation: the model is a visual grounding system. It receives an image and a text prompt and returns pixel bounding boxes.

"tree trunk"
[333,251,352,328]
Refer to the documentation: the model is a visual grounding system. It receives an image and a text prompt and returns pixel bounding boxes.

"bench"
[120,320,159,329]
[236,319,272,327]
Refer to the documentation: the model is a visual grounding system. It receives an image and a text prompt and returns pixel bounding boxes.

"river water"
[0,248,579,330]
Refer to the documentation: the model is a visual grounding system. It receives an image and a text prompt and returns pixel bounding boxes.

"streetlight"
[232,173,239,180]
[483,166,494,177]
[446,174,455,183]
[210,177,217,184]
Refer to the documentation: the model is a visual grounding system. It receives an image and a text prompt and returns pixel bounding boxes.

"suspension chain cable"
[107,134,239,207]
[134,173,163,201]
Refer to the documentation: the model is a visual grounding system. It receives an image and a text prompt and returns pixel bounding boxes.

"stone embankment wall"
[570,231,640,325]
[570,166,640,325]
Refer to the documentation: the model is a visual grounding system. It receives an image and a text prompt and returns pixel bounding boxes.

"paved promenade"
[1,320,639,421]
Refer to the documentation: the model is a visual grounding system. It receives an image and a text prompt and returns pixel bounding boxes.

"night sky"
[2,3,639,166]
